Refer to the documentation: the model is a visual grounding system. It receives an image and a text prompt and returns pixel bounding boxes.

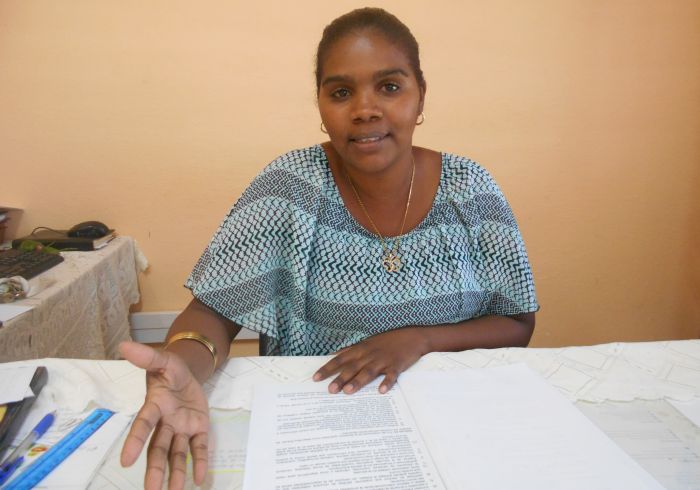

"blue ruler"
[5,408,114,490]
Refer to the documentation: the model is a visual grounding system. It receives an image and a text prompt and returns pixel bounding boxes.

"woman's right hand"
[119,341,210,490]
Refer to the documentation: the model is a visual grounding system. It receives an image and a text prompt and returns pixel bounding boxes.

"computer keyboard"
[0,249,65,280]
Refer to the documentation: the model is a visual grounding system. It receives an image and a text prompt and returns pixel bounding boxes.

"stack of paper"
[244,364,663,489]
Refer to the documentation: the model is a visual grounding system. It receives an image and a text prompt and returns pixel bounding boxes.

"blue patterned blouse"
[186,144,538,355]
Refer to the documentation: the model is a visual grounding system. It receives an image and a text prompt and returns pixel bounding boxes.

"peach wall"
[2,1,698,346]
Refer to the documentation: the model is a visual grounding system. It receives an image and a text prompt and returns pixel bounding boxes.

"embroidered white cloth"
[3,340,698,414]
[208,339,700,410]
[2,340,699,490]
[0,236,143,361]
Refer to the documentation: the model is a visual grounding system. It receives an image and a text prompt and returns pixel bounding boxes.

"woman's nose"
[351,91,382,122]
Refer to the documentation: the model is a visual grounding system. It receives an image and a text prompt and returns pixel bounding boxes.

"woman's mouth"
[349,133,388,149]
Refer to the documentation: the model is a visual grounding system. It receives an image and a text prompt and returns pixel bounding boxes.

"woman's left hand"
[312,327,430,394]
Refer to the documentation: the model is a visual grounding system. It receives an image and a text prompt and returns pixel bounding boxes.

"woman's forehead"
[320,31,412,81]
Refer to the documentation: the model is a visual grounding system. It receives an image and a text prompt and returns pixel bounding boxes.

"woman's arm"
[164,298,242,382]
[313,312,535,395]
[420,312,535,352]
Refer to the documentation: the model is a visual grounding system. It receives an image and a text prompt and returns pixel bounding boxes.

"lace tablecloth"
[0,237,144,361]
[3,340,700,489]
[1,340,696,414]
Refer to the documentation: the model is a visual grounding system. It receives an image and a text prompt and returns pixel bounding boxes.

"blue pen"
[0,411,55,486]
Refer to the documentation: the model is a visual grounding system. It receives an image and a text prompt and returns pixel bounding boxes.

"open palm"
[119,341,210,490]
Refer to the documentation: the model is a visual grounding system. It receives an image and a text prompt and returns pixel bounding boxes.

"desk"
[0,237,143,361]
[4,340,700,489]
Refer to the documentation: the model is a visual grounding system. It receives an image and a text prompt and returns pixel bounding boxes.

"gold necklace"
[344,155,415,273]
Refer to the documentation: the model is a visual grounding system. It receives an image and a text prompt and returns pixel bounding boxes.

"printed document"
[244,379,443,489]
[243,364,663,489]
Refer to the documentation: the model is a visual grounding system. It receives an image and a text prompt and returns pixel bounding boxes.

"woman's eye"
[331,88,350,99]
[383,83,400,93]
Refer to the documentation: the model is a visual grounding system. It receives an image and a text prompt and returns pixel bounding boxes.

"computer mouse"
[67,221,110,238]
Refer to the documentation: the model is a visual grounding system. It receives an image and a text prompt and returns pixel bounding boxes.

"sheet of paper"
[398,364,664,490]
[669,398,700,428]
[88,408,251,490]
[578,399,700,490]
[0,359,145,415]
[0,304,33,323]
[5,408,131,489]
[0,366,36,404]
[243,380,445,490]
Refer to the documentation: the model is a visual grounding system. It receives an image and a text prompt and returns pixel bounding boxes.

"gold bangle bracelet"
[165,331,218,374]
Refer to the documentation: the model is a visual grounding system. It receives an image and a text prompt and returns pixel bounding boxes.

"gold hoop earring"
[416,112,425,125]
[320,122,328,134]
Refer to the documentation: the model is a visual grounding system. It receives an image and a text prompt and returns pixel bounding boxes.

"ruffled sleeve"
[447,157,539,316]
[184,149,322,342]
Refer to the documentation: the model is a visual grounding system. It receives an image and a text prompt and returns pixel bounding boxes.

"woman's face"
[317,30,425,174]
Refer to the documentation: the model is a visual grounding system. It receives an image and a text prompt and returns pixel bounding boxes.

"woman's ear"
[418,82,427,115]
[416,82,428,117]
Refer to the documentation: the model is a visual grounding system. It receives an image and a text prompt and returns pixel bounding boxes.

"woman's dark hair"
[315,8,425,93]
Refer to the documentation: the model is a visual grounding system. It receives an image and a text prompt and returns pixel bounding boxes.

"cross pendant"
[382,251,402,272]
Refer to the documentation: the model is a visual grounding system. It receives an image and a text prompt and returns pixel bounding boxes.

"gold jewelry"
[0,276,30,303]
[343,155,415,273]
[416,112,425,125]
[165,331,218,375]
[320,122,328,134]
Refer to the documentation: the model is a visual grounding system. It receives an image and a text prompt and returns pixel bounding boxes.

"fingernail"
[379,385,388,394]
[313,372,321,381]
[329,383,338,393]
[343,383,354,393]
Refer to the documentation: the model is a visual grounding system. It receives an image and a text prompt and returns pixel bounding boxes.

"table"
[0,237,144,361]
[4,340,700,489]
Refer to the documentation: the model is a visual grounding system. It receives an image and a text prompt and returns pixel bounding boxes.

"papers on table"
[1,358,146,414]
[244,379,444,489]
[243,364,663,490]
[0,304,33,325]
[400,364,663,489]
[577,399,700,490]
[88,408,251,490]
[669,398,700,428]
[0,366,36,404]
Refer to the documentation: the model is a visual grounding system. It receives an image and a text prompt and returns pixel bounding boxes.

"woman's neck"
[324,143,414,206]
[321,142,442,238]
[347,158,414,206]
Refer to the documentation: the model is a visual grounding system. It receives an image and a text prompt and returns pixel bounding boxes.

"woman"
[120,8,538,489]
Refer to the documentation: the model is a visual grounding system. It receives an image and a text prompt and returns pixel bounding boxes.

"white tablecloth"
[3,340,699,489]
[0,237,143,361]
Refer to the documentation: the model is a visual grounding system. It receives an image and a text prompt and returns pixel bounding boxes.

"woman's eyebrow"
[321,68,409,87]
[321,74,353,87]
[373,68,409,80]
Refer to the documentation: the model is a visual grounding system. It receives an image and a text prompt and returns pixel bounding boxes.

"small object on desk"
[11,228,115,252]
[0,367,48,461]
[2,408,115,490]
[0,411,55,486]
[0,277,30,303]
[66,221,110,239]
[0,250,64,280]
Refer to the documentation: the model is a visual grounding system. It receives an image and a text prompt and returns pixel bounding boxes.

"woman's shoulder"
[260,144,328,186]
[440,151,504,200]
[232,144,329,214]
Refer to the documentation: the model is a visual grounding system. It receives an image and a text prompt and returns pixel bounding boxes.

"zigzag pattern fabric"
[186,145,538,355]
